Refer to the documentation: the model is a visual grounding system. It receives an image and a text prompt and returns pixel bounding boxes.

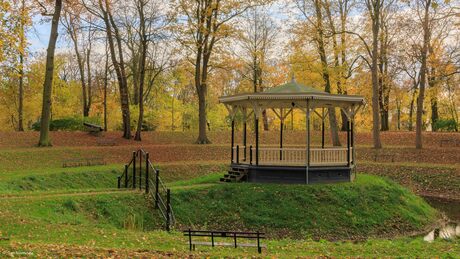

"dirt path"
[0,183,217,201]
[0,189,138,200]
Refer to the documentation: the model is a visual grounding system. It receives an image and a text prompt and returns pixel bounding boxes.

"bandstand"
[219,79,364,184]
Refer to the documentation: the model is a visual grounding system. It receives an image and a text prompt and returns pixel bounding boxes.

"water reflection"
[422,196,460,242]
[423,196,460,222]
[423,223,460,242]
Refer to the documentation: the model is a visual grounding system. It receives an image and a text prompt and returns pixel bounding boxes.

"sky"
[28,16,51,52]
[27,2,290,54]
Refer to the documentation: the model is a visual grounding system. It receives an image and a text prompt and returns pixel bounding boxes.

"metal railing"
[118,149,175,231]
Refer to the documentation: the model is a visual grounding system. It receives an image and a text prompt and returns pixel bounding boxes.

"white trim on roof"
[219,93,365,106]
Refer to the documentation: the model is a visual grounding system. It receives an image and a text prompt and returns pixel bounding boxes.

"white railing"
[232,146,247,163]
[247,146,352,166]
[310,148,351,166]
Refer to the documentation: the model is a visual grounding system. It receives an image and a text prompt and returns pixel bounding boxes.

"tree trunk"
[325,0,348,134]
[338,0,350,131]
[314,0,341,146]
[132,52,140,105]
[66,15,88,118]
[196,85,210,144]
[378,15,390,131]
[18,51,24,131]
[135,0,147,141]
[85,36,93,116]
[85,40,92,117]
[17,0,25,131]
[429,68,438,131]
[262,110,269,130]
[38,0,62,146]
[416,0,431,149]
[369,0,382,149]
[103,43,109,132]
[100,0,131,139]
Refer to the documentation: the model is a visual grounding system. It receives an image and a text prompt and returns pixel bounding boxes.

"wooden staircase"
[220,167,248,183]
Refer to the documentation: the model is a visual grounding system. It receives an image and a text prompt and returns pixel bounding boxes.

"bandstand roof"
[219,79,365,109]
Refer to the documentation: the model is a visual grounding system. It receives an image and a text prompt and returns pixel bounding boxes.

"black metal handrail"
[118,149,175,231]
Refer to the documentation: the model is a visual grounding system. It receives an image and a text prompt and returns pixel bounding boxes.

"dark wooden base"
[229,164,353,184]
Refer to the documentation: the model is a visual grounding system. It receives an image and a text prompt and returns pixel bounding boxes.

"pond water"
[424,196,460,222]
[422,196,460,242]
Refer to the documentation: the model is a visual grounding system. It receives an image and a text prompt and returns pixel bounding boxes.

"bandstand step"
[220,167,248,183]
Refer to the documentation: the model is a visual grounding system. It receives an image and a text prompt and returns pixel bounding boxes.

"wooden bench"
[440,139,460,148]
[62,157,106,168]
[83,122,103,136]
[184,229,266,253]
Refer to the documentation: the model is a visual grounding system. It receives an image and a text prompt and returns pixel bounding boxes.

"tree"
[324,0,350,131]
[295,0,341,146]
[17,0,29,131]
[134,0,148,141]
[237,6,278,131]
[62,6,94,117]
[97,0,131,139]
[174,0,269,144]
[415,0,431,148]
[365,0,384,148]
[38,0,63,146]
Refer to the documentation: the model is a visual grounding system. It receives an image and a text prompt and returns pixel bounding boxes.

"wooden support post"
[351,120,355,164]
[321,108,325,149]
[231,120,235,163]
[189,229,192,251]
[117,176,121,189]
[139,152,142,186]
[255,118,259,166]
[257,231,261,254]
[166,189,171,232]
[347,121,351,167]
[139,152,142,190]
[249,145,253,165]
[211,232,215,247]
[155,169,160,209]
[306,102,310,184]
[243,122,247,161]
[132,151,136,189]
[145,153,149,194]
[234,232,237,248]
[280,120,283,160]
[236,145,239,164]
[124,165,128,188]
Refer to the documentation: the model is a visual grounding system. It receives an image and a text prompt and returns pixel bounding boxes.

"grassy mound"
[0,162,226,193]
[172,174,438,240]
[0,192,161,232]
[0,167,120,193]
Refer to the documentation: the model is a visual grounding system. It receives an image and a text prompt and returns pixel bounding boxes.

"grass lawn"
[0,131,458,257]
[0,165,457,257]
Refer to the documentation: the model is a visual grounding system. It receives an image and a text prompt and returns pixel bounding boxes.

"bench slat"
[190,242,266,248]
[184,233,265,238]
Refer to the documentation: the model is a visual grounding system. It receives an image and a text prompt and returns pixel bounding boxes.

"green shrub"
[433,119,458,132]
[31,116,102,131]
